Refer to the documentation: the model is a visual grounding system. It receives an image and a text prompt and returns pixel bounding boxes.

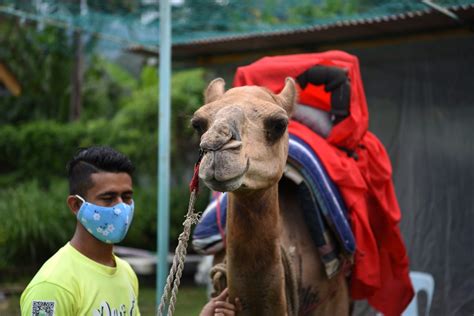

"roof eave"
[127,4,474,59]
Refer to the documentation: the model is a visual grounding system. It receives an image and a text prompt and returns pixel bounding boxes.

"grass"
[0,284,208,316]
[139,285,208,316]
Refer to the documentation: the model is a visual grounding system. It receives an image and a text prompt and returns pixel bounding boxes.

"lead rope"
[157,150,204,316]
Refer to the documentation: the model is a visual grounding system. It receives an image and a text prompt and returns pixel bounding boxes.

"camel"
[191,77,350,315]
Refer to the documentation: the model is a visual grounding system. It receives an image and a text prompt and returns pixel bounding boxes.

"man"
[21,146,140,315]
[21,146,237,316]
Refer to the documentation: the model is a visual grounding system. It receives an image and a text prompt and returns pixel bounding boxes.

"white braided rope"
[157,190,201,316]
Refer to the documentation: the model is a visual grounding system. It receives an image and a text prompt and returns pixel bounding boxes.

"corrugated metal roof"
[128,3,474,59]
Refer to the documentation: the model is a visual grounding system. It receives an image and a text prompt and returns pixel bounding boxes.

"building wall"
[351,34,474,316]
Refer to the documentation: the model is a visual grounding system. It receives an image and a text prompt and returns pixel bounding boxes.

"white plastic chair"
[402,271,435,316]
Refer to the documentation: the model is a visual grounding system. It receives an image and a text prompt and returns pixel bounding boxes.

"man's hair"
[66,146,134,196]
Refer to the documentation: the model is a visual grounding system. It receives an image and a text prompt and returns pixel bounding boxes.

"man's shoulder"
[115,256,138,278]
[115,256,139,293]
[26,244,80,289]
[20,245,79,315]
[20,281,77,315]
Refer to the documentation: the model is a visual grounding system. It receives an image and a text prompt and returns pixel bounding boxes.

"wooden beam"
[0,62,21,96]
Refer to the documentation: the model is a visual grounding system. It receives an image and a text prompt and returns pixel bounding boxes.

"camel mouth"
[203,175,244,192]
[202,158,250,192]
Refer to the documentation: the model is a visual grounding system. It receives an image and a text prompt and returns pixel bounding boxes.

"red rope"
[189,150,204,193]
[189,162,200,192]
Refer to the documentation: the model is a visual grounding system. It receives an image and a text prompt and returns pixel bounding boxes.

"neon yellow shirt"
[20,242,140,316]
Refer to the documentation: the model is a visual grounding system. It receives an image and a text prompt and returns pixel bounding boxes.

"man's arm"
[20,282,76,316]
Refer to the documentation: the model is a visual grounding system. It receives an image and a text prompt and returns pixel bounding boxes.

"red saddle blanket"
[233,50,414,316]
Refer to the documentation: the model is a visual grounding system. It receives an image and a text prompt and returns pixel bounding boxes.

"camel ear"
[277,77,296,115]
[205,78,226,103]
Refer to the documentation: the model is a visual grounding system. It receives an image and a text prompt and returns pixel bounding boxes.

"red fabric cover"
[233,50,414,316]
[299,83,332,112]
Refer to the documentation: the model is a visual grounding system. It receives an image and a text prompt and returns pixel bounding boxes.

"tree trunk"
[69,30,83,121]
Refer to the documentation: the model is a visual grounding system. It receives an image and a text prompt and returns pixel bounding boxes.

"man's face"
[84,172,133,207]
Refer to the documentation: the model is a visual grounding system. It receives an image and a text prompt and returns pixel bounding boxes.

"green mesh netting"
[0,0,472,48]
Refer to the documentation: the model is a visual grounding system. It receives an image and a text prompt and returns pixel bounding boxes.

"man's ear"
[67,195,81,215]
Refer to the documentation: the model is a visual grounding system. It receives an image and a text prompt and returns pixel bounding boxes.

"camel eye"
[264,115,288,143]
[191,117,208,136]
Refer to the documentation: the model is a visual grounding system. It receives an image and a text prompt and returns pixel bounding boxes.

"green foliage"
[122,185,157,250]
[170,68,208,174]
[0,64,211,269]
[0,179,74,269]
[82,55,138,121]
[0,121,85,185]
[138,286,208,316]
[0,178,209,268]
[0,16,209,270]
[0,66,207,185]
[169,185,211,249]
[288,0,359,23]
[171,0,415,36]
[0,21,74,124]
[122,184,210,251]
[108,66,207,178]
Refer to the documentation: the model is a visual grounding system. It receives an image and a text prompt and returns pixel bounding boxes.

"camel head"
[191,78,296,192]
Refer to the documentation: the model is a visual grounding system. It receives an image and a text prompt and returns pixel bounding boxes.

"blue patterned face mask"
[75,195,134,244]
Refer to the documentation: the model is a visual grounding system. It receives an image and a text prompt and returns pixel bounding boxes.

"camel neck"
[226,184,287,316]
[228,186,280,226]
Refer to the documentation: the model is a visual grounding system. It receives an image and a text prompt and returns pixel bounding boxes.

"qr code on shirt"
[32,300,55,316]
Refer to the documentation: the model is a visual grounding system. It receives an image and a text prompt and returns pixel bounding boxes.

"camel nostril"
[200,138,225,152]
[199,141,213,152]
[229,124,241,141]
[199,126,233,151]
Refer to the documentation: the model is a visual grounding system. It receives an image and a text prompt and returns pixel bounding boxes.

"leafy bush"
[121,184,157,250]
[0,121,85,185]
[0,180,210,269]
[82,55,138,121]
[0,23,74,124]
[0,67,206,185]
[125,183,211,251]
[0,177,211,269]
[0,66,212,269]
[0,179,74,269]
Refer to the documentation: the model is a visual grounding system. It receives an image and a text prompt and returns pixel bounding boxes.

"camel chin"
[199,148,250,192]
[202,175,244,193]
[200,157,249,192]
